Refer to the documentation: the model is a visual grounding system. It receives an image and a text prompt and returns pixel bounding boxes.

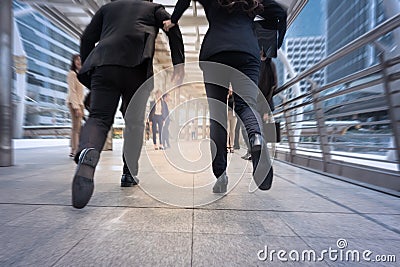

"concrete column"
[0,0,13,166]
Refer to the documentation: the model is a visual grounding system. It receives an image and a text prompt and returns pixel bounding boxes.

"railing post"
[282,104,297,163]
[311,83,331,171]
[380,53,400,169]
[0,0,13,167]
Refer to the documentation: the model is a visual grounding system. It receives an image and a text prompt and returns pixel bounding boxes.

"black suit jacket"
[170,0,286,61]
[255,0,287,58]
[78,0,185,88]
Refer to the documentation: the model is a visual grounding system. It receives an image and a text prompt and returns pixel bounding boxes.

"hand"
[263,113,270,122]
[163,20,176,32]
[75,108,83,118]
[171,64,185,85]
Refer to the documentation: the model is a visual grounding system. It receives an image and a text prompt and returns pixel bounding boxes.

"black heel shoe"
[250,134,273,190]
[259,167,273,190]
[213,172,228,193]
[250,133,262,152]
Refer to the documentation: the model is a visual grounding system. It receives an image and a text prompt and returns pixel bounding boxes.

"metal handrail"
[273,11,400,193]
[275,13,400,94]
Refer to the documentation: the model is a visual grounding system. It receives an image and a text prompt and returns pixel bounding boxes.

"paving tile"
[193,209,297,236]
[0,225,88,266]
[53,231,191,267]
[301,237,400,267]
[1,140,399,266]
[192,234,330,266]
[0,204,39,225]
[278,212,400,239]
[5,206,128,230]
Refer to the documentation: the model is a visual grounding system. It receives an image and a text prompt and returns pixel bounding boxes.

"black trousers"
[151,114,163,145]
[202,52,262,178]
[162,119,170,147]
[234,119,251,152]
[77,64,149,176]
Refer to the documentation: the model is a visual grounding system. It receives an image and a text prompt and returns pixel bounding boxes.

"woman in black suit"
[164,0,282,193]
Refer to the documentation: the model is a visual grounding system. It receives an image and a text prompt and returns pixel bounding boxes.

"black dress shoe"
[72,148,100,209]
[213,172,228,193]
[121,173,139,187]
[233,145,240,150]
[241,152,252,160]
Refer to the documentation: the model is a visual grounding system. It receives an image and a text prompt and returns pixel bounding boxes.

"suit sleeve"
[260,0,287,49]
[170,0,191,24]
[80,7,103,64]
[155,6,185,65]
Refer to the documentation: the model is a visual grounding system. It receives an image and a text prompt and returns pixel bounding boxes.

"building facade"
[13,0,80,127]
[325,0,390,82]
[284,36,326,97]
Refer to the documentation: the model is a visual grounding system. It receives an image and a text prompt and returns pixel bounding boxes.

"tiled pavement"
[0,139,399,266]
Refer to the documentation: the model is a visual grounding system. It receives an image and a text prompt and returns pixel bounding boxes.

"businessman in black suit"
[72,0,185,209]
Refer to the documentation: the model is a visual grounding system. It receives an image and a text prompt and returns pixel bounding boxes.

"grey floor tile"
[278,212,400,239]
[0,204,39,225]
[301,237,400,267]
[192,233,330,266]
[5,206,129,230]
[0,225,89,267]
[193,209,297,236]
[53,231,191,267]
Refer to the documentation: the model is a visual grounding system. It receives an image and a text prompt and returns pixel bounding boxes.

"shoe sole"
[121,181,138,187]
[251,149,273,191]
[213,175,228,193]
[72,148,100,209]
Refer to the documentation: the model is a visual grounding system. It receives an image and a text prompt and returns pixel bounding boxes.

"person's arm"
[80,7,103,64]
[170,0,191,24]
[259,0,287,49]
[155,6,185,66]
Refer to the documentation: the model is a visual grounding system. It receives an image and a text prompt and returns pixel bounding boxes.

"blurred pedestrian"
[66,54,84,158]
[162,93,171,149]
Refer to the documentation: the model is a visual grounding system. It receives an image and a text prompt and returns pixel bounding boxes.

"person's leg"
[156,116,164,148]
[163,120,170,147]
[76,67,121,161]
[119,63,149,178]
[227,113,231,149]
[233,118,241,149]
[72,66,122,208]
[204,82,229,178]
[232,56,273,190]
[68,104,80,156]
[230,115,237,151]
[152,118,158,146]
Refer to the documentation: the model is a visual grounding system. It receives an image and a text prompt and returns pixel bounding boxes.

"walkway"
[0,140,399,266]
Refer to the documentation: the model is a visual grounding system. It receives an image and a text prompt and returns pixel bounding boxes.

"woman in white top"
[67,54,84,158]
